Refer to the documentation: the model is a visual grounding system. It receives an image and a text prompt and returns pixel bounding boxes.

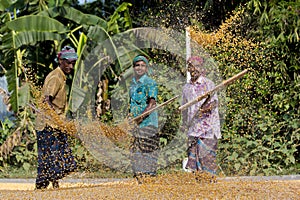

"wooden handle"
[129,95,179,123]
[179,69,249,111]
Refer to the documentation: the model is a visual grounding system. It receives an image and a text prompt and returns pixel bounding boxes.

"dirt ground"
[0,173,299,200]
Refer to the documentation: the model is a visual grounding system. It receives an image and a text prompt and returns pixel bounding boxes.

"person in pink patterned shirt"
[181,56,221,175]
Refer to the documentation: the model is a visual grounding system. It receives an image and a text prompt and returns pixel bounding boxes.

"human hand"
[124,114,139,131]
[135,116,143,124]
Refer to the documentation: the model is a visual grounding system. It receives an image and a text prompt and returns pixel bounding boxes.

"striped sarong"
[186,136,218,174]
[131,125,159,175]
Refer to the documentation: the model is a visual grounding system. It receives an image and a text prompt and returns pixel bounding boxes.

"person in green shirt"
[129,55,159,183]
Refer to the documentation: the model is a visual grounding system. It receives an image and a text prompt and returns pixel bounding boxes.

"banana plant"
[0,1,66,161]
[64,3,132,118]
[0,0,137,168]
[1,1,134,117]
[1,14,68,113]
[0,0,16,12]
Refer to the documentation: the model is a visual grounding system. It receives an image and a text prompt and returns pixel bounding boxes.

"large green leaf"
[6,15,67,33]
[107,2,132,33]
[48,0,66,7]
[0,32,13,50]
[14,31,64,48]
[0,0,17,11]
[87,25,109,43]
[69,85,86,113]
[3,15,67,113]
[6,49,19,113]
[68,32,87,112]
[40,6,108,29]
[18,82,30,107]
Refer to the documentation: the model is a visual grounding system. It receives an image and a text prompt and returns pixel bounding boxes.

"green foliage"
[0,1,136,177]
[128,0,247,31]
[206,4,300,176]
[69,138,103,172]
[1,0,299,178]
[0,116,37,174]
[0,0,17,12]
[248,0,299,43]
[0,118,15,144]
[107,2,132,34]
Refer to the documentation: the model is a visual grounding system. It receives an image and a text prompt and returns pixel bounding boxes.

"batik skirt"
[186,136,218,174]
[131,125,159,175]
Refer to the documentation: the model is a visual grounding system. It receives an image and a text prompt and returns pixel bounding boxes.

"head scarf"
[187,56,206,76]
[133,55,149,67]
[57,46,78,62]
[187,56,204,67]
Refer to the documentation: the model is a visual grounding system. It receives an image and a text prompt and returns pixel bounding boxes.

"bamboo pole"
[129,95,179,123]
[27,103,51,120]
[186,27,191,82]
[178,69,249,111]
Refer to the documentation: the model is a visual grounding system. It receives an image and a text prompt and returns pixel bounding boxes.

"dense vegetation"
[0,0,299,177]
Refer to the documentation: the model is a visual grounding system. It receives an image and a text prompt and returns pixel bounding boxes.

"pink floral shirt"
[182,76,221,139]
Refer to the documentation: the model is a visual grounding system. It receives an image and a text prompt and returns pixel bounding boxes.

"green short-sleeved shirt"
[36,67,67,131]
[129,74,158,128]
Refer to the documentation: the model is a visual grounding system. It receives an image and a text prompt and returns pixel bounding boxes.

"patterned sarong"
[36,127,77,186]
[186,136,218,174]
[131,125,159,175]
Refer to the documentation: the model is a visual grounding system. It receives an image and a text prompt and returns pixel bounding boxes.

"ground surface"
[0,173,299,200]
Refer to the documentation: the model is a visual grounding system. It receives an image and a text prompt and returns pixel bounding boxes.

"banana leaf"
[0,0,16,11]
[39,6,108,29]
[6,15,67,33]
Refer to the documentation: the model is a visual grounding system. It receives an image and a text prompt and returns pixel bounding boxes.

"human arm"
[199,80,218,114]
[135,97,156,124]
[43,75,62,111]
[44,95,55,109]
[200,98,217,113]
